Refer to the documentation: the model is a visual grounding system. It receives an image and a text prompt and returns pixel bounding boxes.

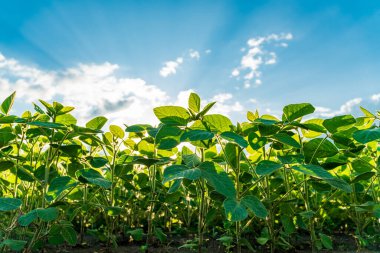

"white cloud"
[189,49,200,60]
[232,33,292,88]
[205,49,212,54]
[159,57,183,77]
[370,93,380,103]
[315,98,362,117]
[0,52,245,126]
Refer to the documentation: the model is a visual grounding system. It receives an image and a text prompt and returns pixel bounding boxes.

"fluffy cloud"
[371,93,380,103]
[159,57,183,77]
[315,98,362,117]
[189,49,200,60]
[232,33,292,88]
[0,52,245,126]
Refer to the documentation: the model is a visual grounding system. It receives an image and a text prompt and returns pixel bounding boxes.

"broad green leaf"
[0,160,14,172]
[180,130,214,142]
[323,115,356,133]
[256,160,282,176]
[162,165,201,183]
[188,92,201,113]
[55,114,77,125]
[0,239,27,251]
[271,133,301,148]
[46,176,79,202]
[86,116,108,130]
[353,128,380,144]
[109,125,125,139]
[0,132,16,147]
[241,195,268,219]
[89,157,108,168]
[220,131,248,148]
[223,198,248,222]
[351,171,376,184]
[155,125,182,150]
[76,169,112,188]
[351,159,373,173]
[18,207,59,226]
[1,91,16,115]
[203,114,232,132]
[303,138,338,162]
[0,197,22,211]
[248,132,267,150]
[324,178,352,193]
[61,226,77,246]
[319,233,333,250]
[360,106,375,118]
[200,162,236,199]
[127,228,144,241]
[282,103,315,122]
[153,106,190,126]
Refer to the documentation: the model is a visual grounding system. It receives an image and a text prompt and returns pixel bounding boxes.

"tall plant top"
[0,91,379,252]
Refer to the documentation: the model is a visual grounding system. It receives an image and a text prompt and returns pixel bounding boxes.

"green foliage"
[0,91,378,252]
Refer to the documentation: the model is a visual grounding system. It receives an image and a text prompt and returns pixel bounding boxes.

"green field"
[0,92,379,252]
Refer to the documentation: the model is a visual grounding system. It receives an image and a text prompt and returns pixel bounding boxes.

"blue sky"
[0,0,379,124]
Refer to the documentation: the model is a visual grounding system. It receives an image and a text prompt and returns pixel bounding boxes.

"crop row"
[0,91,379,252]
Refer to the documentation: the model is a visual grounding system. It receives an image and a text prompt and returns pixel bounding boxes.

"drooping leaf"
[200,162,236,199]
[61,226,77,246]
[241,195,268,219]
[162,165,201,184]
[76,169,112,188]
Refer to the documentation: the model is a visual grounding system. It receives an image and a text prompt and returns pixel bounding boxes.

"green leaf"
[125,124,151,133]
[241,195,268,219]
[351,171,376,184]
[76,169,112,188]
[27,121,66,129]
[86,116,108,130]
[0,239,27,251]
[200,162,236,199]
[1,91,16,115]
[18,207,59,226]
[203,114,232,132]
[153,106,190,126]
[282,103,315,122]
[0,132,16,147]
[324,178,352,193]
[220,131,248,148]
[55,114,77,125]
[61,226,77,245]
[198,102,216,117]
[319,233,333,250]
[271,133,301,148]
[89,157,109,168]
[292,164,334,179]
[0,197,22,211]
[109,125,125,139]
[351,159,373,173]
[248,132,267,150]
[46,176,79,202]
[162,165,201,184]
[0,161,14,172]
[127,228,144,241]
[353,128,380,144]
[360,106,375,118]
[155,125,182,150]
[188,92,201,113]
[224,143,239,170]
[223,198,248,222]
[303,138,338,162]
[256,160,283,176]
[323,115,356,133]
[180,130,214,142]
